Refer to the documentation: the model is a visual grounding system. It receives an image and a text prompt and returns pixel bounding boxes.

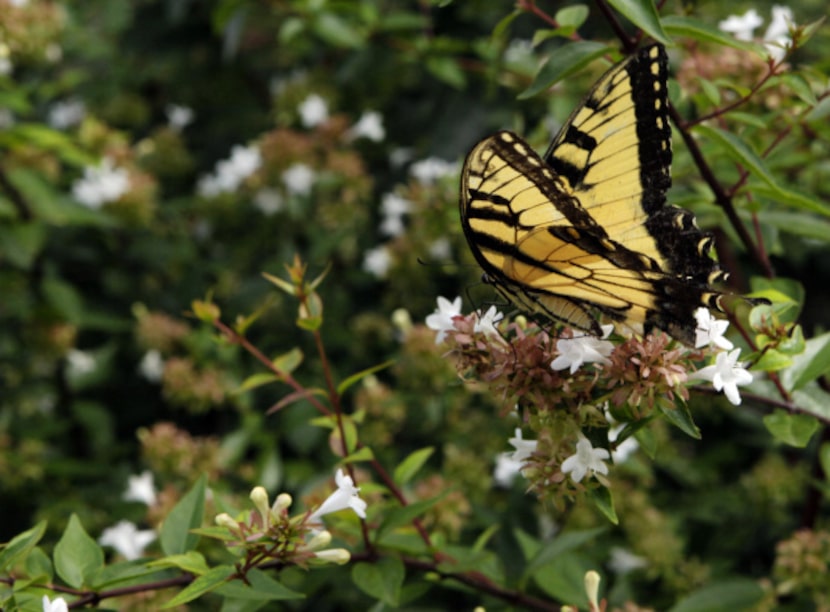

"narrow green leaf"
[531,553,595,604]
[757,210,830,241]
[162,564,235,608]
[524,527,607,576]
[235,372,279,394]
[820,443,830,484]
[695,124,777,188]
[377,495,447,538]
[555,5,589,29]
[313,13,364,48]
[0,521,47,572]
[668,578,765,612]
[53,515,104,589]
[336,359,394,396]
[780,331,830,391]
[147,551,210,575]
[751,183,830,217]
[0,222,47,269]
[662,15,758,50]
[519,41,612,99]
[659,401,701,439]
[160,475,206,555]
[763,410,819,448]
[752,348,794,372]
[588,486,618,524]
[215,568,305,600]
[352,558,405,606]
[425,56,466,89]
[262,271,296,295]
[393,447,435,485]
[606,0,671,44]
[343,445,375,464]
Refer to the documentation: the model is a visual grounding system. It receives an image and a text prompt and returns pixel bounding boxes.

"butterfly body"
[460,45,727,345]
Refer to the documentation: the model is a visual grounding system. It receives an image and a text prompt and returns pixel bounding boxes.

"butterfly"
[459,44,734,345]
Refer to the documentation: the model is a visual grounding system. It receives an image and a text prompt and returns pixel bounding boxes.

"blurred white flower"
[166,104,194,131]
[42,596,67,612]
[609,425,639,463]
[719,9,763,41]
[425,295,462,344]
[9,0,29,6]
[379,192,411,237]
[410,157,457,185]
[308,468,367,524]
[348,111,385,142]
[72,158,130,209]
[694,308,734,350]
[123,471,157,506]
[507,428,537,462]
[764,5,794,62]
[0,108,14,129]
[45,44,62,63]
[253,188,284,215]
[608,547,648,575]
[282,163,315,196]
[298,93,329,128]
[139,349,164,382]
[695,348,753,405]
[0,43,11,76]
[362,245,392,278]
[49,98,86,130]
[504,39,535,64]
[390,147,413,167]
[427,237,452,260]
[99,520,156,560]
[561,435,610,483]
[493,454,525,488]
[551,325,614,374]
[197,144,261,197]
[66,349,96,377]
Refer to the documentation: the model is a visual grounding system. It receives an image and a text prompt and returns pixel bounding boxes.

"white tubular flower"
[308,468,367,524]
[282,163,315,196]
[561,436,610,483]
[409,157,457,185]
[99,520,156,560]
[123,470,157,506]
[362,245,392,278]
[165,104,194,131]
[139,349,164,382]
[551,325,614,374]
[718,9,763,41]
[474,305,504,339]
[298,94,328,128]
[425,296,462,344]
[764,5,795,62]
[694,308,734,350]
[695,348,754,405]
[507,428,537,462]
[42,595,68,612]
[348,111,385,142]
[72,158,130,209]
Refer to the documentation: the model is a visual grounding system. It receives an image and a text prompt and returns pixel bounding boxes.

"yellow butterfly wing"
[460,44,726,344]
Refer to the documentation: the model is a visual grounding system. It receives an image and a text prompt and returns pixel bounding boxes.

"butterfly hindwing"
[460,44,728,345]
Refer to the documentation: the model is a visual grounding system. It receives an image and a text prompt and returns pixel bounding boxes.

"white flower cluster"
[719,6,795,62]
[72,159,130,209]
[197,144,262,198]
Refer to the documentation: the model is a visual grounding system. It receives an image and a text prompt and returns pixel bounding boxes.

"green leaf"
[352,558,405,606]
[42,276,85,325]
[588,486,618,524]
[659,401,700,439]
[820,443,830,484]
[0,521,47,572]
[780,331,830,392]
[343,445,375,464]
[215,568,305,601]
[752,348,793,372]
[763,410,819,448]
[162,564,235,608]
[752,183,830,217]
[425,55,466,89]
[377,495,447,539]
[605,0,671,45]
[519,41,612,99]
[24,547,53,582]
[531,553,595,605]
[160,475,206,555]
[524,527,607,577]
[262,271,296,296]
[555,5,589,29]
[668,578,765,612]
[492,9,521,40]
[757,210,830,242]
[336,359,394,396]
[147,551,210,575]
[0,222,47,269]
[393,447,435,485]
[662,15,758,49]
[313,13,364,48]
[53,515,104,589]
[236,372,279,393]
